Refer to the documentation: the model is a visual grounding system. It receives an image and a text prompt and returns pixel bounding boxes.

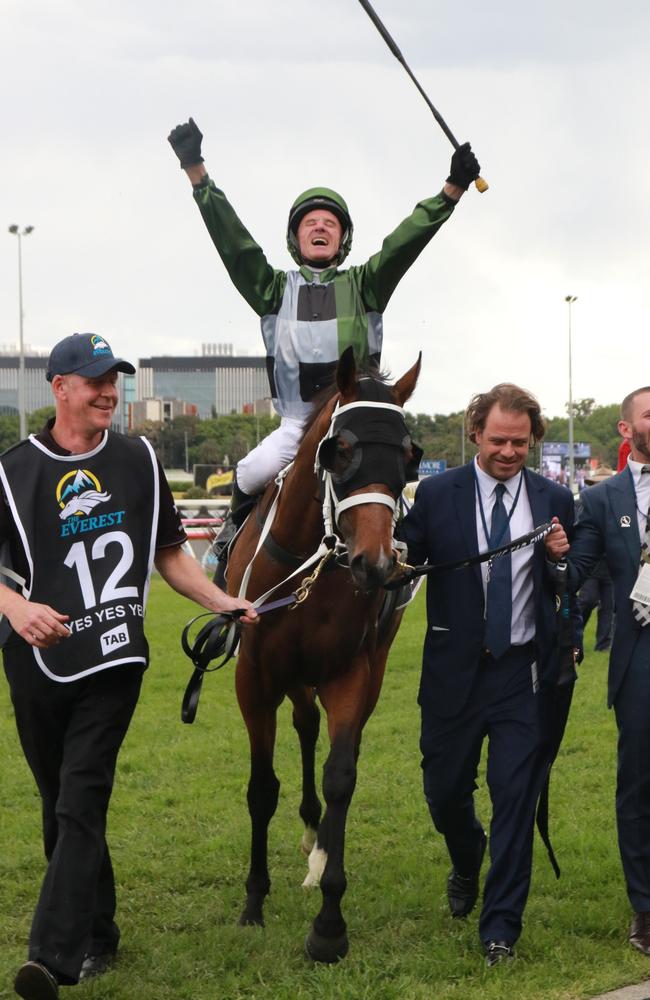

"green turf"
[1,580,648,999]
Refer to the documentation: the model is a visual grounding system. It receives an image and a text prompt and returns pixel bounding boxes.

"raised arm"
[168,118,286,316]
[358,143,481,313]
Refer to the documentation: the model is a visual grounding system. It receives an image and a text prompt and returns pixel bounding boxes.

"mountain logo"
[90,334,111,357]
[56,469,112,520]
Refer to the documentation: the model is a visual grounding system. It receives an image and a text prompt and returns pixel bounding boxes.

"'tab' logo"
[56,469,112,520]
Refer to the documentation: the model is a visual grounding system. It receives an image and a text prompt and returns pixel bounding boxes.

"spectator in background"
[618,439,632,472]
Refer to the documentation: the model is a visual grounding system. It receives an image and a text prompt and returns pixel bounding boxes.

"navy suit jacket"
[568,467,650,707]
[401,463,575,718]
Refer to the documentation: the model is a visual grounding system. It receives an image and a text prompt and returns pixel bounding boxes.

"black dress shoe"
[14,961,59,1000]
[447,831,487,918]
[78,951,116,981]
[630,911,650,954]
[484,940,515,967]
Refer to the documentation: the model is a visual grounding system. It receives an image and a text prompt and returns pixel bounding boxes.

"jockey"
[168,118,481,553]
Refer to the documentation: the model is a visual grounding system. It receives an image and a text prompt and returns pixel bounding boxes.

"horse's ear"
[393,353,421,406]
[336,345,357,396]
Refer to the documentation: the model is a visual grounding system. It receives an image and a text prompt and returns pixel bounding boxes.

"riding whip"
[357,0,488,193]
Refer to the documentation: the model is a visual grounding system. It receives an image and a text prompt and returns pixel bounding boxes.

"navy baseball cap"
[46,332,135,382]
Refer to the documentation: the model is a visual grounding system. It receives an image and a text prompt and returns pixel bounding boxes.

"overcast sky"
[2,0,648,419]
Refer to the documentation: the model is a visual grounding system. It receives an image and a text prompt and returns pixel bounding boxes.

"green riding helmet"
[286,187,354,266]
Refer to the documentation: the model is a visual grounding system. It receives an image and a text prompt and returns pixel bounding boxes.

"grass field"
[1,579,649,1000]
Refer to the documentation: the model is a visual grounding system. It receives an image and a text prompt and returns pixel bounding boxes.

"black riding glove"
[167,118,204,168]
[446,142,480,190]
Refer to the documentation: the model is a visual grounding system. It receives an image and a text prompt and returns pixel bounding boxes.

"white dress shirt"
[627,457,650,537]
[473,457,536,646]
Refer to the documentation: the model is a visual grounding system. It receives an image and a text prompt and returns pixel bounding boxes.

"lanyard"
[474,466,524,550]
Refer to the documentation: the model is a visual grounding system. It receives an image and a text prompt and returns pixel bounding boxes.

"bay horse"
[226,346,421,963]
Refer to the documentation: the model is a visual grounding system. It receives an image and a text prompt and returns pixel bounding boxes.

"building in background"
[0,344,269,429]
[138,345,268,419]
[0,348,133,432]
[0,349,50,414]
[129,397,198,430]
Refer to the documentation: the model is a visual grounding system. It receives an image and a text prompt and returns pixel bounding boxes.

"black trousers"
[4,648,143,984]
[577,575,614,651]
[614,640,650,912]
[420,643,547,945]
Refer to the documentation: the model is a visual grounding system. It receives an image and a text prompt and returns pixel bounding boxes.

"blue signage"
[542,442,591,459]
[419,459,447,477]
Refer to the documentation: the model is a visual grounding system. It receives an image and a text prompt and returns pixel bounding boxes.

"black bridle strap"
[536,559,577,878]
[180,594,298,724]
[383,521,555,590]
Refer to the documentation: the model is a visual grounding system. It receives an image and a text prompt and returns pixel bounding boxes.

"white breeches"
[236,417,306,496]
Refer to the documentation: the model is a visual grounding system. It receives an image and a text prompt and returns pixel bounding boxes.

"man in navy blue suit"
[401,383,576,966]
[546,385,650,956]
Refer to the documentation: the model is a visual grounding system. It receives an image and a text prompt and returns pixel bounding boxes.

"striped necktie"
[632,465,650,627]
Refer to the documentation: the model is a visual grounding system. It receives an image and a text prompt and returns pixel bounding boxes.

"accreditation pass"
[630,564,650,606]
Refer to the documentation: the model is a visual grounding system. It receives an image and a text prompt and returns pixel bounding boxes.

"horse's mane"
[300,365,392,441]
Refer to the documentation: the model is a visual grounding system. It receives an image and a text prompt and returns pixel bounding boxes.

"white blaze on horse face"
[302,842,327,889]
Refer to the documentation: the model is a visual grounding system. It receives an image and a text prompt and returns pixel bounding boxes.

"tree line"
[406,398,622,470]
[1,397,621,472]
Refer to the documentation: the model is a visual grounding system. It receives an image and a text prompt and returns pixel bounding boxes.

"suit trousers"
[577,575,614,651]
[420,642,546,944]
[613,637,650,911]
[4,648,143,984]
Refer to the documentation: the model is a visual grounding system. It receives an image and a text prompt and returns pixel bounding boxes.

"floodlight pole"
[565,294,578,492]
[8,224,35,439]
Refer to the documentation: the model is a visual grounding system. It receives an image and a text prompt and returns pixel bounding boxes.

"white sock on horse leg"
[302,843,327,889]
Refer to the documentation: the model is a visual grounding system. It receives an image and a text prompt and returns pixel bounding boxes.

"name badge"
[630,564,650,606]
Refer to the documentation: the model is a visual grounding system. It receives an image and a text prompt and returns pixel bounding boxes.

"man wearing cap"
[546,387,650,956]
[575,465,615,652]
[167,117,481,549]
[0,333,256,1000]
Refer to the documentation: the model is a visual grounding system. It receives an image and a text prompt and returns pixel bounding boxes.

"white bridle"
[236,397,407,606]
[315,398,406,536]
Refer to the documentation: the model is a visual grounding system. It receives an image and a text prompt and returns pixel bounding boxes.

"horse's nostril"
[350,553,393,590]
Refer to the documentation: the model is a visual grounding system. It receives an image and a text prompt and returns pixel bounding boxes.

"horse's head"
[315,347,421,591]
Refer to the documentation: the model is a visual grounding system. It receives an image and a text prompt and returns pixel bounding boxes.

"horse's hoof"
[239,911,264,928]
[304,928,349,964]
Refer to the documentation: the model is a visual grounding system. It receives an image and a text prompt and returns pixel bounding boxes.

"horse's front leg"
[236,658,280,927]
[288,685,322,865]
[305,663,368,964]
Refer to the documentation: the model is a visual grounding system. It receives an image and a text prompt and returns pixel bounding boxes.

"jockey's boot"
[212,480,257,586]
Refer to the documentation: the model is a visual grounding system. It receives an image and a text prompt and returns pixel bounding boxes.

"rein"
[180,547,338,724]
[383,521,556,590]
[180,392,409,722]
[181,596,298,724]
